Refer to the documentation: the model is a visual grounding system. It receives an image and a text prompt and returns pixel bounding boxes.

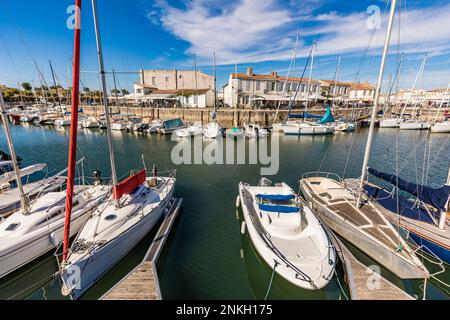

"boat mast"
[92,0,119,206]
[213,52,217,117]
[399,56,426,119]
[433,80,450,123]
[304,42,316,118]
[62,0,82,263]
[332,56,341,109]
[357,0,397,207]
[0,89,29,214]
[49,60,62,109]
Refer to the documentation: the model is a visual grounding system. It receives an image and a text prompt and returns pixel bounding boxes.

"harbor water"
[0,123,449,300]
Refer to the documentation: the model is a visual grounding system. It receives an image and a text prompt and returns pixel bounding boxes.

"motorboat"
[147,120,164,134]
[226,127,244,138]
[203,122,222,139]
[54,118,71,127]
[334,121,356,132]
[81,117,99,129]
[157,118,186,135]
[244,124,269,138]
[176,123,203,138]
[238,178,336,290]
[282,122,335,135]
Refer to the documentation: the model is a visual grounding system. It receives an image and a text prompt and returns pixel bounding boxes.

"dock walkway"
[332,235,414,300]
[101,197,183,300]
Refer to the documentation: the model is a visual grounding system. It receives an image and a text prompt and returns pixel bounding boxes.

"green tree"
[121,89,129,95]
[21,82,32,91]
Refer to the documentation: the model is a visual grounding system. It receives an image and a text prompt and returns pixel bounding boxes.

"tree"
[121,89,129,95]
[21,82,32,91]
[83,87,90,93]
[111,89,120,95]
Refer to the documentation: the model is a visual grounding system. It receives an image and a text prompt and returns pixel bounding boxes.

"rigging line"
[0,32,24,84]
[264,261,278,300]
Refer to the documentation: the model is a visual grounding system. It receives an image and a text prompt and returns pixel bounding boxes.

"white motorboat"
[226,127,245,138]
[203,122,222,139]
[60,170,176,299]
[176,123,203,138]
[0,184,110,279]
[157,118,186,135]
[244,123,269,138]
[54,118,71,127]
[299,174,429,279]
[110,121,126,131]
[334,121,356,132]
[379,118,400,128]
[238,178,336,290]
[147,120,164,134]
[126,117,143,132]
[399,120,430,130]
[430,121,450,133]
[81,117,99,129]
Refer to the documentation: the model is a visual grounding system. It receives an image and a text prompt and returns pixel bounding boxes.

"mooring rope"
[264,261,279,300]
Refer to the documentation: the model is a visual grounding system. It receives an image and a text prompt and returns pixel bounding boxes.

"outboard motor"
[152,165,157,178]
[149,165,158,187]
[93,170,102,186]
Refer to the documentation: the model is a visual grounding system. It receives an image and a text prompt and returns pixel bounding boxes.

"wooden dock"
[332,235,414,300]
[101,197,183,300]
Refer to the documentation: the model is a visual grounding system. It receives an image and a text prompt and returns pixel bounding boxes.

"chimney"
[246,67,253,76]
[270,71,278,77]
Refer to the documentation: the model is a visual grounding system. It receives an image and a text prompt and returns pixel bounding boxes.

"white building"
[223,68,322,108]
[129,69,215,108]
[347,82,376,102]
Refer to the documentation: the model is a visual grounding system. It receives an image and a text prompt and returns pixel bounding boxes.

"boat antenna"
[92,0,119,207]
[356,0,397,208]
[0,89,29,214]
[62,0,82,264]
[213,51,217,119]
[304,42,316,119]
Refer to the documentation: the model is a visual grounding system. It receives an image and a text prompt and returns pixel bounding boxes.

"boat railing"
[301,171,342,182]
[412,244,449,290]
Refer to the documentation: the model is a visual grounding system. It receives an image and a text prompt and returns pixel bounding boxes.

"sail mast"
[332,56,341,108]
[62,0,82,263]
[92,0,119,206]
[357,0,397,207]
[304,42,316,116]
[0,89,29,214]
[213,52,217,114]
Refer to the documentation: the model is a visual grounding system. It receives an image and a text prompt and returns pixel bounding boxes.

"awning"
[256,194,295,201]
[258,204,300,213]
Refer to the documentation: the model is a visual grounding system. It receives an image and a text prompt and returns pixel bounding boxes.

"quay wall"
[81,105,449,128]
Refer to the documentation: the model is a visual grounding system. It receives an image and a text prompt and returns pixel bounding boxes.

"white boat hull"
[379,119,400,128]
[430,121,450,133]
[399,121,430,130]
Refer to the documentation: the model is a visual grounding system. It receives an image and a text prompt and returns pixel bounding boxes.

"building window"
[152,77,156,86]
[245,81,251,91]
[292,83,297,92]
[165,77,169,82]
[255,81,260,91]
[301,84,306,92]
[271,82,276,91]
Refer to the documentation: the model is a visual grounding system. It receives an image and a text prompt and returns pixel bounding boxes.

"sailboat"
[363,168,449,264]
[238,178,336,290]
[279,43,335,136]
[203,52,223,139]
[0,66,109,280]
[59,0,177,299]
[299,0,429,280]
[430,80,450,133]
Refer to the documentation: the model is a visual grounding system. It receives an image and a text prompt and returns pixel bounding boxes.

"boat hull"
[430,122,450,133]
[379,119,400,128]
[300,181,428,279]
[399,122,430,130]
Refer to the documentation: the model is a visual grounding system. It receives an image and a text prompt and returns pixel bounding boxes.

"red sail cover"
[113,169,147,200]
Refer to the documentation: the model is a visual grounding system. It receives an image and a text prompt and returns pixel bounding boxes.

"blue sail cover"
[258,204,300,213]
[256,194,295,201]
[368,167,450,212]
[317,106,335,124]
[288,112,322,119]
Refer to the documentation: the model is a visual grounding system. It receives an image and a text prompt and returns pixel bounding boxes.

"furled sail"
[368,167,450,212]
[0,163,46,185]
[288,112,322,119]
[317,106,335,124]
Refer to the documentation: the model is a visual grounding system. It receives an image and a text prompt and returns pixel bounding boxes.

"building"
[319,80,352,99]
[223,68,323,108]
[347,82,376,102]
[130,69,215,108]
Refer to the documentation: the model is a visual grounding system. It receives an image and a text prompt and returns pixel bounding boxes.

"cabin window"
[5,223,20,231]
[105,214,117,221]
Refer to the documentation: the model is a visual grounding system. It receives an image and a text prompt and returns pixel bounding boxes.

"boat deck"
[332,235,414,300]
[101,197,183,300]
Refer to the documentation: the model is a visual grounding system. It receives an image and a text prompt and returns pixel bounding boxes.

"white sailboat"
[238,178,336,290]
[430,80,450,133]
[299,0,429,280]
[59,0,177,299]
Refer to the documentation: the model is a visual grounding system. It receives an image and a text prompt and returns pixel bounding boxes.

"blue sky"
[0,0,449,92]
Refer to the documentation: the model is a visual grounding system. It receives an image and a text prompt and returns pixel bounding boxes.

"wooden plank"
[101,197,183,300]
[332,235,414,300]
